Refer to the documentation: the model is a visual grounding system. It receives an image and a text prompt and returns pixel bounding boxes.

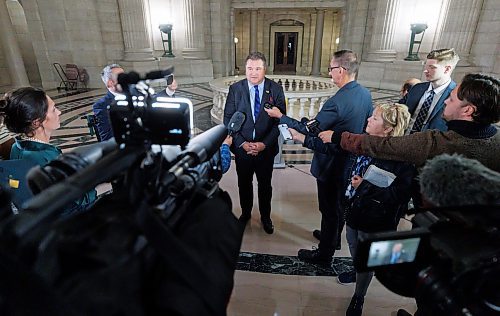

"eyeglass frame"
[328,66,347,72]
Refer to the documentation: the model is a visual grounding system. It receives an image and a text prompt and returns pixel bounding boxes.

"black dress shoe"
[239,213,251,223]
[297,248,332,265]
[261,218,274,234]
[312,230,341,250]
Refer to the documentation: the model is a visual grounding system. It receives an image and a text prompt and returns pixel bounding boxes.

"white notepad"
[363,165,396,188]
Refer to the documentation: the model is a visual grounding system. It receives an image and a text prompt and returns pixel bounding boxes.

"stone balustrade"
[209,75,338,123]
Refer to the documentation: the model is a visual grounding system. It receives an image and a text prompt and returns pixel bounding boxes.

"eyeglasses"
[328,66,344,72]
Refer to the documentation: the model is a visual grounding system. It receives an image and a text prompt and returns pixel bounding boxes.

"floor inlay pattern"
[237,252,353,277]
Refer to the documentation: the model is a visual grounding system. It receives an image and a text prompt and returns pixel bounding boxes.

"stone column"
[249,9,258,53]
[0,0,29,87]
[182,0,208,59]
[436,0,483,66]
[366,0,400,62]
[311,9,326,76]
[118,0,155,61]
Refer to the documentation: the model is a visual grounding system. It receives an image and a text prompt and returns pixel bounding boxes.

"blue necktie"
[411,90,435,133]
[254,85,261,119]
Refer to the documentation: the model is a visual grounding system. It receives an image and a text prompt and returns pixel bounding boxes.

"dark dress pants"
[317,178,342,256]
[234,149,274,220]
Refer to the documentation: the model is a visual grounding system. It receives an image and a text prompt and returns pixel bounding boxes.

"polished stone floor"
[1,84,417,315]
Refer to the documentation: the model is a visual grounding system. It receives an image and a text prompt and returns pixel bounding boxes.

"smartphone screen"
[278,124,292,141]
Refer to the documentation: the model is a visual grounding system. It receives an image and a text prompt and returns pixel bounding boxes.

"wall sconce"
[159,24,175,58]
[404,23,428,61]
[234,37,239,75]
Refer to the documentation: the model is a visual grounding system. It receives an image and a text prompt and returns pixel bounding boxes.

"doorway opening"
[273,32,298,74]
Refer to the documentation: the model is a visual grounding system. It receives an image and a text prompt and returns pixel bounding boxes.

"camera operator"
[0,87,96,215]
[154,75,178,98]
[320,73,500,173]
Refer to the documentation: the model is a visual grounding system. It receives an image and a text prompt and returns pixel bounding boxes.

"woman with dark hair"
[0,87,96,214]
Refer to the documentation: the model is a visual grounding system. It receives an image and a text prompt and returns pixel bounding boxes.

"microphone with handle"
[227,111,246,136]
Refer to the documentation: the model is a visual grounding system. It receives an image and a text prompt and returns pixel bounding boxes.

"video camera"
[0,68,244,315]
[354,206,500,315]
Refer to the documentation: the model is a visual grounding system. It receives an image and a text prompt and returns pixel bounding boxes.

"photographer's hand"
[264,106,283,119]
[351,175,363,189]
[319,130,334,143]
[289,128,305,144]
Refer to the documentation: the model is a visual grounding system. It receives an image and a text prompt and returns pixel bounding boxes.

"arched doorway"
[269,19,304,75]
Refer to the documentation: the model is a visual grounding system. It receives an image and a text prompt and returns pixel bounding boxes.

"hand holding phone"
[278,124,293,141]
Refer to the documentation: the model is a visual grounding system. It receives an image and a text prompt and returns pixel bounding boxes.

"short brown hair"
[427,48,460,68]
[245,51,267,68]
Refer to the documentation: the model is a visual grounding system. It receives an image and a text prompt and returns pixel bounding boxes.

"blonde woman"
[319,103,413,316]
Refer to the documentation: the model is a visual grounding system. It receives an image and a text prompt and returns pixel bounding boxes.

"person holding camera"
[339,103,413,316]
[266,50,372,264]
[0,87,96,215]
[155,74,178,98]
[93,63,124,141]
[223,51,286,234]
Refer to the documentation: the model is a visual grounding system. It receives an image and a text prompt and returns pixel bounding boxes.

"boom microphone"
[117,67,175,88]
[144,66,175,81]
[227,111,246,136]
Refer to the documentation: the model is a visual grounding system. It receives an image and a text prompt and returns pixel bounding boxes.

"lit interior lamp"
[159,23,175,58]
[234,37,239,74]
[405,23,428,61]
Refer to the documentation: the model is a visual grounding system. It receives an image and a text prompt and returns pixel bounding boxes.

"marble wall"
[0,0,497,92]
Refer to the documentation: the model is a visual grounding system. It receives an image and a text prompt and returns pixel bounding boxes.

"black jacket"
[223,78,286,156]
[345,156,413,232]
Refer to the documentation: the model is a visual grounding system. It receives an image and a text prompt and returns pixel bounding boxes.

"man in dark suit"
[266,50,372,264]
[383,242,409,265]
[223,52,286,234]
[404,48,459,134]
[93,64,124,141]
[403,48,459,209]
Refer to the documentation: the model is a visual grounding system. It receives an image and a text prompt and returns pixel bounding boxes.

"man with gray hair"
[92,63,124,141]
[266,49,373,264]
